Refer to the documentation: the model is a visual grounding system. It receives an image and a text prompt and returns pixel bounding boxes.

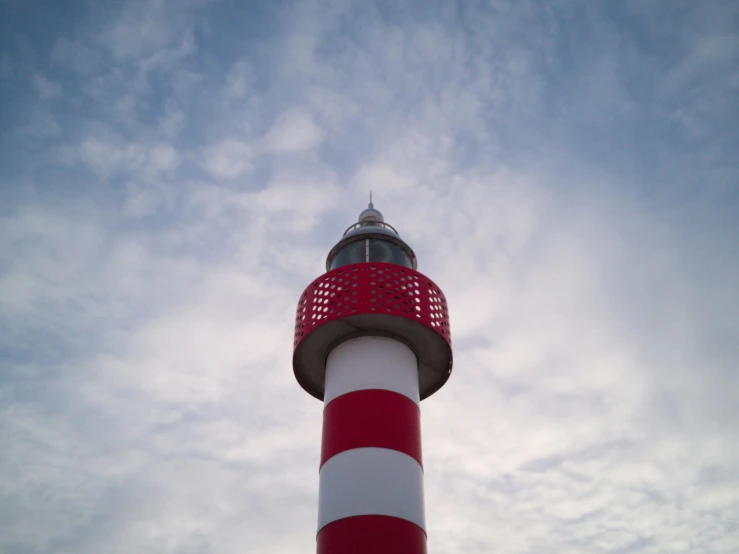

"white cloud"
[15,108,62,138]
[57,132,180,182]
[200,140,254,180]
[260,110,324,154]
[32,73,62,100]
[96,0,189,63]
[158,99,186,138]
[122,181,172,218]
[51,38,102,75]
[72,138,145,176]
[1,1,738,553]
[145,144,180,176]
[224,60,251,99]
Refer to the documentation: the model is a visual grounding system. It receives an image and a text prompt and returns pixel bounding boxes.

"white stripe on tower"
[318,448,425,529]
[317,336,427,554]
[322,336,420,406]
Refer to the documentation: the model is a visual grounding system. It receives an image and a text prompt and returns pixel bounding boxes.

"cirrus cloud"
[0,1,737,553]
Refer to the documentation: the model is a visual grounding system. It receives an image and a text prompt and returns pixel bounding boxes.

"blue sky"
[1,0,738,552]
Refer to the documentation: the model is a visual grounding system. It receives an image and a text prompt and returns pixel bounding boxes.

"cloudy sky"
[1,0,738,552]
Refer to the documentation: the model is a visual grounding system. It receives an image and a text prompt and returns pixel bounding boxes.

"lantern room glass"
[329,238,413,270]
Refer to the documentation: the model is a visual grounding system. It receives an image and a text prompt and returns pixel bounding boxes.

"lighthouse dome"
[358,206,384,224]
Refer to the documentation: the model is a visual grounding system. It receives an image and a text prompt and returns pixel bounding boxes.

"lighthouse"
[292,199,453,554]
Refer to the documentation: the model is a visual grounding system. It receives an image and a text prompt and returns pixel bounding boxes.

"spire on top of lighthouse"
[357,192,384,227]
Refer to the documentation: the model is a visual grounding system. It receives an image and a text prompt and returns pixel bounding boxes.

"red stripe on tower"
[317,515,427,554]
[321,388,422,468]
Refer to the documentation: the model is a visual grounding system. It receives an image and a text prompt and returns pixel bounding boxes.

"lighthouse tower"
[292,200,453,554]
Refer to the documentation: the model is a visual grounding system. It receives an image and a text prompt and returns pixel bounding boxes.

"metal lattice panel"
[294,263,450,349]
[292,263,452,401]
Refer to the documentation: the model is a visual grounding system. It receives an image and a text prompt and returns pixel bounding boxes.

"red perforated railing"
[293,263,451,351]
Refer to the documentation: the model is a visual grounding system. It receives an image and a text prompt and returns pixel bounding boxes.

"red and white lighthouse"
[292,200,453,554]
